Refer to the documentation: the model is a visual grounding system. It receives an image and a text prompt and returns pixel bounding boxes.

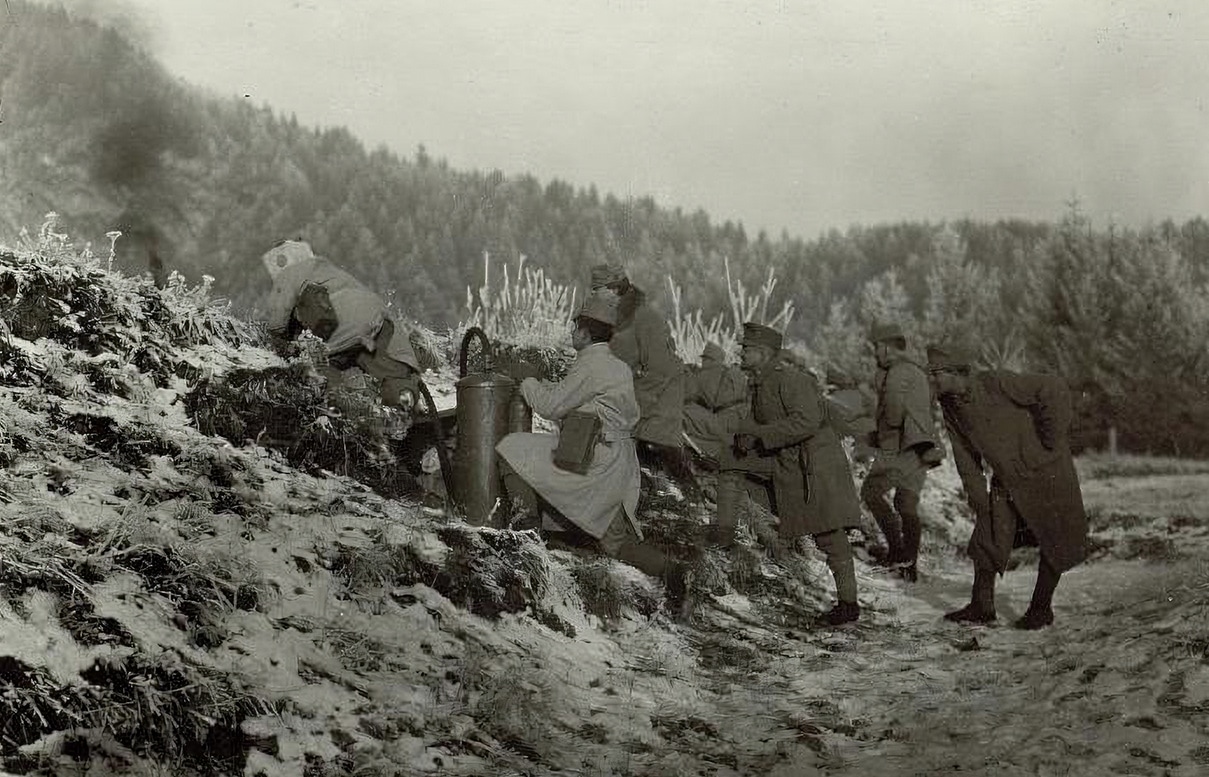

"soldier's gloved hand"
[733,433,761,457]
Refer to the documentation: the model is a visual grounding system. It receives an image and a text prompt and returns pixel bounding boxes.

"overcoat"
[266,256,419,371]
[740,360,861,538]
[684,360,748,458]
[940,371,1088,573]
[496,343,641,539]
[609,287,686,448]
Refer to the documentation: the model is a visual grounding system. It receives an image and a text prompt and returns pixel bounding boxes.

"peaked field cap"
[868,321,906,343]
[261,239,314,270]
[701,341,726,362]
[590,263,628,289]
[578,290,620,326]
[741,322,782,350]
[926,343,974,372]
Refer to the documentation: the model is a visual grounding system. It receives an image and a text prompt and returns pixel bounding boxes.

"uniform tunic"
[496,343,641,539]
[867,353,939,492]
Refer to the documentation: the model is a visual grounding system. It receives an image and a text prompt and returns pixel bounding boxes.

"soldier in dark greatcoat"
[709,323,864,626]
[861,323,943,582]
[591,264,700,497]
[927,344,1089,630]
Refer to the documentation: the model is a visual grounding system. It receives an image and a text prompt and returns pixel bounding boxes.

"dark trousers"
[860,449,927,564]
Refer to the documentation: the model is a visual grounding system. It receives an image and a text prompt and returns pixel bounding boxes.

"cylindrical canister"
[453,372,516,525]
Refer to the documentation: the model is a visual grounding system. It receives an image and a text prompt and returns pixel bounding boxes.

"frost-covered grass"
[1078,451,1209,480]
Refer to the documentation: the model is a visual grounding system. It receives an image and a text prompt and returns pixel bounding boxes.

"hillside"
[3,218,1209,776]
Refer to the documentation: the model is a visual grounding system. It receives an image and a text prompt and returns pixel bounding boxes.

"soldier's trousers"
[860,449,927,564]
[715,448,858,605]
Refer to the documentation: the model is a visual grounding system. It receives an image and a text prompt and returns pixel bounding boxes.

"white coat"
[495,343,641,538]
[266,256,419,370]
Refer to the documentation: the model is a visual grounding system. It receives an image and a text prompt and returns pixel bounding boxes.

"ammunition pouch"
[553,411,603,474]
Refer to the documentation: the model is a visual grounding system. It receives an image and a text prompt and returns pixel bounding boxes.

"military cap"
[577,290,620,326]
[741,322,783,351]
[926,343,974,373]
[868,321,907,344]
[589,263,628,289]
[261,239,314,276]
[700,341,726,363]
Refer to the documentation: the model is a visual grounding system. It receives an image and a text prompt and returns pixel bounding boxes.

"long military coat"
[496,343,641,539]
[874,353,939,454]
[740,360,862,538]
[940,371,1088,573]
[609,287,686,448]
[684,360,748,458]
[266,256,419,372]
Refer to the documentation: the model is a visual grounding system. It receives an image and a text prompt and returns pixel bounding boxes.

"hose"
[416,377,456,503]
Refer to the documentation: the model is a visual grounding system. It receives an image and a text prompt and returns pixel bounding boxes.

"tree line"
[1,1,1207,455]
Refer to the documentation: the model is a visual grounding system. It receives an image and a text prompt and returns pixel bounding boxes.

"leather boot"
[944,567,997,623]
[1015,555,1060,630]
[864,492,904,566]
[820,601,860,627]
[895,489,923,570]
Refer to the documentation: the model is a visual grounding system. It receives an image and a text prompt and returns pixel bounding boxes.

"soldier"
[496,292,691,609]
[861,323,943,582]
[683,340,748,464]
[927,344,1089,630]
[710,323,865,626]
[590,264,701,498]
[262,239,420,408]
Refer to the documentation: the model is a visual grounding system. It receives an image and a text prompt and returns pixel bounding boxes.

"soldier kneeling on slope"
[495,291,693,615]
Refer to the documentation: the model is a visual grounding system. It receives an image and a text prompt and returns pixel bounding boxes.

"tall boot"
[1015,555,1060,630]
[815,530,860,626]
[944,566,997,623]
[865,480,904,565]
[895,489,923,581]
[707,471,744,547]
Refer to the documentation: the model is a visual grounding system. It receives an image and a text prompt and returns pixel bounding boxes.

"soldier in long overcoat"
[683,340,748,462]
[496,292,689,605]
[591,264,700,496]
[711,322,864,626]
[861,323,943,582]
[927,344,1088,630]
[262,240,420,407]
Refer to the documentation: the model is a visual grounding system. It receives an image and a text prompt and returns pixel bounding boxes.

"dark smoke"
[63,2,198,288]
[91,95,194,191]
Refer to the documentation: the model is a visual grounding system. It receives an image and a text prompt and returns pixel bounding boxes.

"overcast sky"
[54,0,1209,239]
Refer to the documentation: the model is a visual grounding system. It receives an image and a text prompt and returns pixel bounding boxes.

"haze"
[51,0,1209,238]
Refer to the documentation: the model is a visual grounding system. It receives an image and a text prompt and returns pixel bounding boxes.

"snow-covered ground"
[1,237,1206,776]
